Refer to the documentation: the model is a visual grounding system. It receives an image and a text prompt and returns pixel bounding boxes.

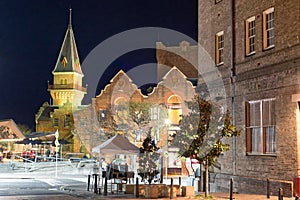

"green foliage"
[129,102,152,126]
[17,124,32,136]
[138,128,160,184]
[171,94,241,166]
[98,107,117,139]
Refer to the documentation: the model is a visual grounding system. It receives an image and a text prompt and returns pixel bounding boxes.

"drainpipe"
[230,0,237,175]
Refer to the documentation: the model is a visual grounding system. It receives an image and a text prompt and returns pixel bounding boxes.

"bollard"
[170,178,173,199]
[104,177,108,196]
[160,157,164,184]
[267,178,270,198]
[278,188,283,200]
[229,178,233,200]
[136,177,139,198]
[198,179,201,192]
[93,174,98,194]
[87,174,91,191]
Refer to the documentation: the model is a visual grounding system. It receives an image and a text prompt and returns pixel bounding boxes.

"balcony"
[48,84,87,92]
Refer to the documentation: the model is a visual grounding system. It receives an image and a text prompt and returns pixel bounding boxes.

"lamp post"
[164,119,170,180]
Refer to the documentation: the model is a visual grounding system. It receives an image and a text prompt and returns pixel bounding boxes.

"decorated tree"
[171,94,240,197]
[138,128,160,184]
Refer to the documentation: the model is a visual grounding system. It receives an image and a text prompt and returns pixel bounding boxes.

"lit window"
[245,16,256,55]
[53,118,59,127]
[263,8,275,50]
[64,114,71,127]
[245,98,276,154]
[215,31,224,65]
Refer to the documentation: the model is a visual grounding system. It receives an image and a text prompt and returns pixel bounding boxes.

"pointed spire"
[52,9,83,75]
[69,8,72,27]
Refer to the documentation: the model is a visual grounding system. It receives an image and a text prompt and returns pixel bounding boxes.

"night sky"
[0,0,197,129]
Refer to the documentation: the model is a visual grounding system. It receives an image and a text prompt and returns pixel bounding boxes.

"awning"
[92,134,140,155]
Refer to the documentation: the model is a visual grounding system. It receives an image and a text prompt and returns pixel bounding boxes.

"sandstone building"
[35,10,87,152]
[198,0,300,196]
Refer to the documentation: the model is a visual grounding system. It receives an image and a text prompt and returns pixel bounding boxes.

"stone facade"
[35,12,86,153]
[198,0,300,197]
[72,67,195,177]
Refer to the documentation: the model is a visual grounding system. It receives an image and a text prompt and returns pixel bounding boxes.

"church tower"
[48,9,86,108]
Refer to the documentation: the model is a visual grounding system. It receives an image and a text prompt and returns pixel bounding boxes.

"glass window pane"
[250,102,261,126]
[251,127,261,153]
[266,126,276,153]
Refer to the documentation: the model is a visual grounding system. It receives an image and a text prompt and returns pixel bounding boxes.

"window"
[215,31,224,65]
[80,118,87,126]
[245,16,256,55]
[150,106,159,120]
[245,98,276,154]
[263,8,275,50]
[53,118,59,127]
[215,0,222,3]
[64,114,71,127]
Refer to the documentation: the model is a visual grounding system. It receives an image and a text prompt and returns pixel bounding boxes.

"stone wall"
[210,172,293,197]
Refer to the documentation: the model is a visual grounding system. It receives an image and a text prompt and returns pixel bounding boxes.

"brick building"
[198,0,300,196]
[74,67,196,176]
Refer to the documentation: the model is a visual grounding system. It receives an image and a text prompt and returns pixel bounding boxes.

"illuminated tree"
[171,94,240,197]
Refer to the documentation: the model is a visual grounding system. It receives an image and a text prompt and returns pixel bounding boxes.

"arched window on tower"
[167,95,182,126]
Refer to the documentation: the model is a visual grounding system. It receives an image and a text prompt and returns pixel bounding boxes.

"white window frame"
[215,31,224,65]
[263,7,275,50]
[246,98,276,155]
[245,16,256,55]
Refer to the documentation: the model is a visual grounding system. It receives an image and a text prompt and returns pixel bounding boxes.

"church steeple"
[52,9,83,75]
[48,9,86,107]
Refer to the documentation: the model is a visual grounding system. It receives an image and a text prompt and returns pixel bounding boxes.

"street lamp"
[164,119,170,180]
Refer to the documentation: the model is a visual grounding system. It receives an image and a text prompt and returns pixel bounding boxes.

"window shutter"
[245,101,251,153]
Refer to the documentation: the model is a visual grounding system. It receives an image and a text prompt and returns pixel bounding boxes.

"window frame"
[245,98,276,155]
[64,114,71,127]
[53,118,59,127]
[245,16,256,56]
[215,31,224,65]
[263,7,275,50]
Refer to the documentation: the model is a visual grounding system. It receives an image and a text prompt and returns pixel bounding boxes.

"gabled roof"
[0,119,25,141]
[52,9,83,75]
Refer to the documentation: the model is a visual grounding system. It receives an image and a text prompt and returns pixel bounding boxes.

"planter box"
[125,184,135,194]
[165,185,178,197]
[145,185,160,198]
[182,186,194,197]
[134,184,146,196]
